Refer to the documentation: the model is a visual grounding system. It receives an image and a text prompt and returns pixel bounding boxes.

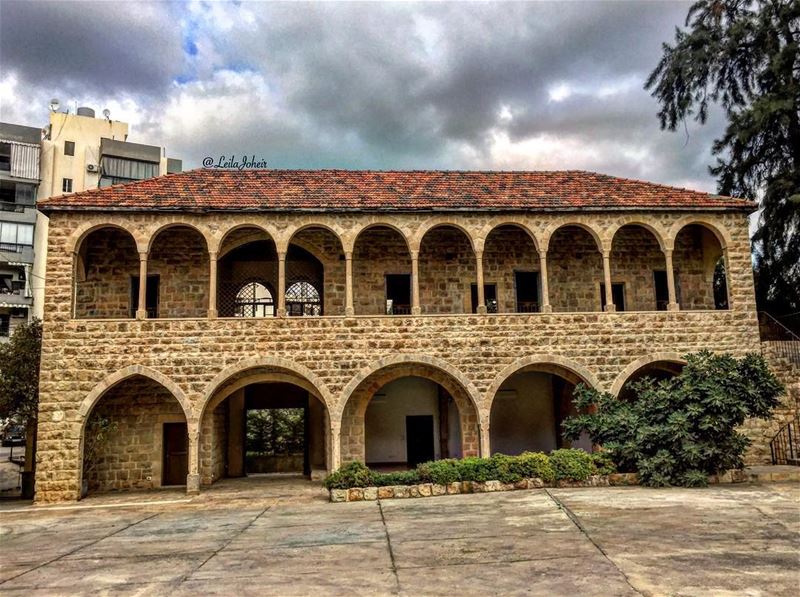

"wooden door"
[163,422,188,486]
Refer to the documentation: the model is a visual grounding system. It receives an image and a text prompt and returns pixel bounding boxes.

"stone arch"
[350,222,412,254]
[286,222,346,253]
[479,219,541,253]
[609,353,687,397]
[485,355,600,407]
[212,221,280,255]
[78,365,192,421]
[77,366,192,498]
[70,221,147,255]
[541,221,604,253]
[413,218,478,253]
[146,221,211,254]
[486,355,600,456]
[338,354,484,462]
[606,220,668,252]
[199,356,335,422]
[668,217,732,250]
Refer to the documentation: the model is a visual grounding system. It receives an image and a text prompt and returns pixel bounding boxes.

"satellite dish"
[102,108,111,120]
[49,98,60,112]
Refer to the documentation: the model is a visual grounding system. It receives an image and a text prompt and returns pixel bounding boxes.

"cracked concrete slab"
[0,479,797,595]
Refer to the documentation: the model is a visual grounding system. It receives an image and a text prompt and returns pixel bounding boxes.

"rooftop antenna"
[102,108,111,121]
[49,98,60,112]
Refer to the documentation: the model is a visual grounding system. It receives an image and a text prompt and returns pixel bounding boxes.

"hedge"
[323,449,612,490]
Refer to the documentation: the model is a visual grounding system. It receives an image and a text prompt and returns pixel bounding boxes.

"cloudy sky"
[0,0,727,192]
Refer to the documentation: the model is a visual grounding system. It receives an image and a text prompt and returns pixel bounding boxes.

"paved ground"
[0,477,798,596]
[0,446,22,496]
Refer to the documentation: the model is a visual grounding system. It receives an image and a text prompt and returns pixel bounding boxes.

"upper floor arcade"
[37,168,757,323]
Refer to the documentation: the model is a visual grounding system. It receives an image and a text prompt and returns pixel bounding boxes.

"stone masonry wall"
[75,227,139,318]
[84,376,185,493]
[149,226,209,318]
[36,208,761,502]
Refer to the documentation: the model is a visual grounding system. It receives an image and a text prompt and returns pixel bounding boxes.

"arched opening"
[617,361,684,401]
[419,225,476,314]
[609,225,667,311]
[148,225,209,318]
[287,226,345,315]
[489,364,592,455]
[285,246,324,316]
[81,375,188,496]
[547,225,604,313]
[341,363,480,466]
[483,224,540,313]
[74,226,139,319]
[352,226,412,315]
[673,224,729,310]
[200,370,330,484]
[217,227,277,317]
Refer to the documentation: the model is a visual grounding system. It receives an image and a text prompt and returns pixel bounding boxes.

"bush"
[323,461,371,490]
[416,459,461,484]
[489,454,524,483]
[457,457,498,482]
[549,449,595,481]
[372,470,420,486]
[563,351,783,487]
[515,451,556,482]
[590,451,616,476]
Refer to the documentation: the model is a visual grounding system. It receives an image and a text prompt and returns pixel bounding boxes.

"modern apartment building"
[1,107,184,321]
[0,123,41,340]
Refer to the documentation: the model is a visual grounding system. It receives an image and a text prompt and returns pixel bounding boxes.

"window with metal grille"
[286,281,321,316]
[235,281,275,317]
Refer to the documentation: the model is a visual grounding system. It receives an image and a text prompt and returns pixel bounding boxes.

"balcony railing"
[0,201,30,213]
[516,301,541,313]
[0,242,31,253]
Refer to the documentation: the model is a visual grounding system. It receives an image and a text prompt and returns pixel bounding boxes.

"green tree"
[563,351,783,487]
[645,0,800,328]
[0,319,42,476]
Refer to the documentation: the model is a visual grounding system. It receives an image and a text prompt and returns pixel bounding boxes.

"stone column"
[539,250,552,313]
[330,420,342,471]
[186,422,200,495]
[136,251,148,319]
[602,250,615,312]
[277,250,287,317]
[345,251,354,316]
[475,250,487,314]
[479,421,491,457]
[207,251,218,318]
[411,250,421,315]
[664,248,680,311]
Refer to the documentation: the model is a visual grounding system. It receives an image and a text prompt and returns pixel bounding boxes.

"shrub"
[549,449,594,481]
[416,459,461,484]
[456,457,497,482]
[563,351,783,487]
[489,453,524,483]
[323,461,371,490]
[514,451,556,482]
[590,451,616,476]
[372,470,420,486]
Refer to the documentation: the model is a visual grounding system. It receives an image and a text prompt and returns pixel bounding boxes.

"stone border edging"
[329,469,756,502]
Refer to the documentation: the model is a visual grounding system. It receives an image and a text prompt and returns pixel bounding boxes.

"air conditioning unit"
[86,163,98,173]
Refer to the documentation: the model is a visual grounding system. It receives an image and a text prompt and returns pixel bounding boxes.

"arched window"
[286,281,321,316]
[235,281,274,317]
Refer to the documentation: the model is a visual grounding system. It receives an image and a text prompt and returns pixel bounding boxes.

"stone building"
[34,168,770,503]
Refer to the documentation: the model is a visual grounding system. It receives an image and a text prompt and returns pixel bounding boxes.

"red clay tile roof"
[37,168,753,213]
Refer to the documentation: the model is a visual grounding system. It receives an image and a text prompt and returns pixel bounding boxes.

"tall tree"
[646,0,800,329]
[0,319,42,479]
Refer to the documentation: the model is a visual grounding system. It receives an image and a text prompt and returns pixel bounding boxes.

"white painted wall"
[365,377,440,464]
[490,371,557,455]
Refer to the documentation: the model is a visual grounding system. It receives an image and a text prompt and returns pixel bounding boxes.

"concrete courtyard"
[0,478,798,596]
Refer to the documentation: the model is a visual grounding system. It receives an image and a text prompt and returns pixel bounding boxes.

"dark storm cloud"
[0,0,723,191]
[0,0,184,96]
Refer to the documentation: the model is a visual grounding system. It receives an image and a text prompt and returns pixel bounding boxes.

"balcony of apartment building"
[0,125,40,219]
[98,138,181,187]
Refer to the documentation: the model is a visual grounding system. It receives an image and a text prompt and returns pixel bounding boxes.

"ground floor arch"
[340,360,481,465]
[613,358,685,401]
[80,374,190,497]
[199,366,332,485]
[489,362,594,455]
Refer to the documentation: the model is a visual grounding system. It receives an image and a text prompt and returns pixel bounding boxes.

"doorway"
[406,415,435,467]
[162,422,188,486]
